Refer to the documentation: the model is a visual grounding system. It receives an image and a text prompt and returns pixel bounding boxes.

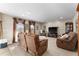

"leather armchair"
[25,33,48,56]
[56,32,77,51]
[18,32,28,51]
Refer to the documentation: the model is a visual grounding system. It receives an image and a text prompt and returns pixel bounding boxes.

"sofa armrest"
[40,39,48,47]
[57,37,66,41]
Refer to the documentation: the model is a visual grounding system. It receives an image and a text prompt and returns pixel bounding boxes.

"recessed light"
[60,17,63,19]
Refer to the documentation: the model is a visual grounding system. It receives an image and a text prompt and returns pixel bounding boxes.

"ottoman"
[0,39,7,48]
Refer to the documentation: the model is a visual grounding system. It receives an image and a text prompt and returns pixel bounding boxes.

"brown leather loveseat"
[56,32,77,51]
[18,32,28,51]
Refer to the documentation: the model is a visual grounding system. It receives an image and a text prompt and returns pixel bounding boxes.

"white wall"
[73,14,78,33]
[0,13,2,21]
[2,14,13,44]
[35,22,46,35]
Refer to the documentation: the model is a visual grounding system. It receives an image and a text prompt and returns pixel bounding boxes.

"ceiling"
[0,3,77,22]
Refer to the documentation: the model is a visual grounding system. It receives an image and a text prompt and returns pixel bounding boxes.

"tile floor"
[0,37,77,56]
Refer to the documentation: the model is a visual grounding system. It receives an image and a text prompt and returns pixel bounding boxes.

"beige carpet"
[0,37,77,56]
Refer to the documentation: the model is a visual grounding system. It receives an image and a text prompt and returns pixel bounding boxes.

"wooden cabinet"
[65,22,73,32]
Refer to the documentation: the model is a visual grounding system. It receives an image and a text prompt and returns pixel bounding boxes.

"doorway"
[13,18,25,43]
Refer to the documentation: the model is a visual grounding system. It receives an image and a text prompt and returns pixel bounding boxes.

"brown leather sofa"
[25,33,48,56]
[18,32,28,51]
[56,32,77,51]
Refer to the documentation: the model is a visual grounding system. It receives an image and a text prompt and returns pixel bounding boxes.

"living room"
[0,3,78,56]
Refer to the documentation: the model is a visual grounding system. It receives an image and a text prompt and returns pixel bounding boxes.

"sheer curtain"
[0,21,3,39]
